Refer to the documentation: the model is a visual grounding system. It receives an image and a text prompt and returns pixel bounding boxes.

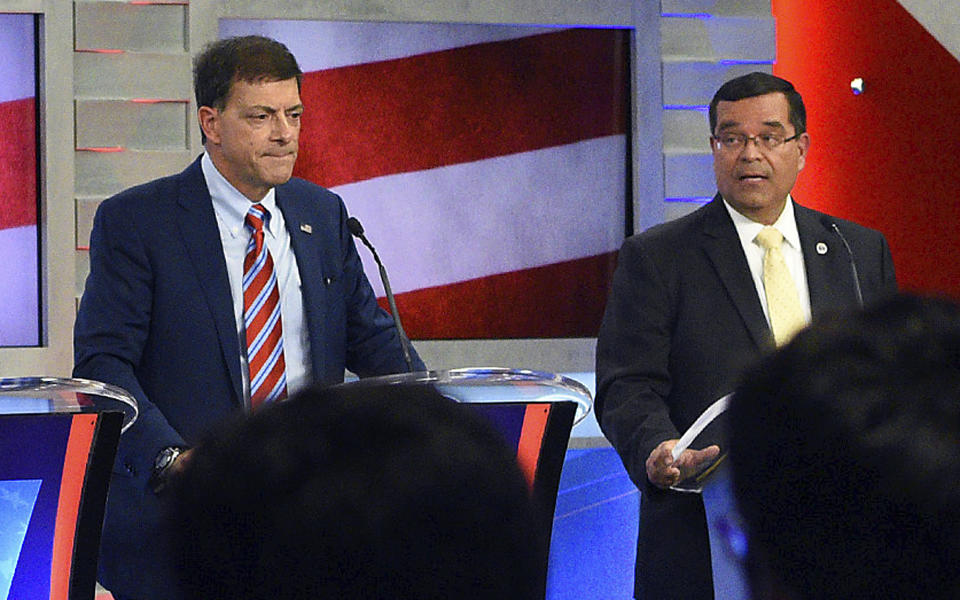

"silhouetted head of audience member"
[168,383,547,600]
[729,293,960,600]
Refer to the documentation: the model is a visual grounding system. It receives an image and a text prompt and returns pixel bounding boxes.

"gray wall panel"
[74,150,193,197]
[76,100,189,151]
[74,52,191,99]
[75,1,187,53]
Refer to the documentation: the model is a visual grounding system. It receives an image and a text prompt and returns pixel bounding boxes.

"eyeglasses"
[712,132,802,153]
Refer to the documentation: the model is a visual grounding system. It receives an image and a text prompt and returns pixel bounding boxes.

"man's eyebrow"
[715,119,787,132]
[248,104,304,113]
[716,120,741,132]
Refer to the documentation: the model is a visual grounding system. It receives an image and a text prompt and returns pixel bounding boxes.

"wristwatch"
[149,446,185,495]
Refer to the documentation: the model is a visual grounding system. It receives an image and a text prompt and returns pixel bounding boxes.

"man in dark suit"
[73,36,424,600]
[595,72,897,599]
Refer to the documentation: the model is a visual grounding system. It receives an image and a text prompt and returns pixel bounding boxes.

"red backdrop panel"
[773,0,960,297]
[0,97,37,230]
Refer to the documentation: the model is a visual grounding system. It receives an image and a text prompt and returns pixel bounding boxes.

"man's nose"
[272,114,296,141]
[739,137,764,160]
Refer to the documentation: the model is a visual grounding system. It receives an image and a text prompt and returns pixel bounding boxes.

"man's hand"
[646,439,721,489]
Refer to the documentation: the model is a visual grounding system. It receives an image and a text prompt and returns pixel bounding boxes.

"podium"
[0,377,137,600]
[337,367,592,546]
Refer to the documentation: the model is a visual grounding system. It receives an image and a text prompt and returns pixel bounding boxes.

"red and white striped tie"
[243,203,287,409]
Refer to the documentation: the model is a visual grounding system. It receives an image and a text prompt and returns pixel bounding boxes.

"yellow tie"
[755,226,806,346]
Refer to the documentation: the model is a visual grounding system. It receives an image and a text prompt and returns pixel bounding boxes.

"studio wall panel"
[74,52,190,99]
[75,1,187,53]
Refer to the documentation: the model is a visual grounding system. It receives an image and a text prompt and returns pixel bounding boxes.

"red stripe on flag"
[384,251,618,339]
[294,28,629,188]
[0,97,37,230]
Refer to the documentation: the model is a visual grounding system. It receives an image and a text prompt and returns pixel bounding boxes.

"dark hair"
[168,383,548,600]
[708,71,806,136]
[192,35,303,142]
[729,294,960,600]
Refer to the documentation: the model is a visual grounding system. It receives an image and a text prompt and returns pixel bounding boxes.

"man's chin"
[263,168,295,187]
[727,188,778,208]
[727,193,786,222]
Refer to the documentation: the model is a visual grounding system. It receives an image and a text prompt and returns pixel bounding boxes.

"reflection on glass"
[0,377,139,433]
[337,367,593,424]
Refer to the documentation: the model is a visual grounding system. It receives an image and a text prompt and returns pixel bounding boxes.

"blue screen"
[0,414,72,599]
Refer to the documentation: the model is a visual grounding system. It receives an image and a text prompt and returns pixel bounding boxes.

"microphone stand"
[346,217,415,372]
[826,220,864,308]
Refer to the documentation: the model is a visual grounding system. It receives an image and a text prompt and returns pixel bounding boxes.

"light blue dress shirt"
[202,153,313,406]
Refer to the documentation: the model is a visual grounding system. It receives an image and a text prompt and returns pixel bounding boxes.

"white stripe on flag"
[220,19,563,72]
[336,135,626,296]
[0,225,39,345]
[0,15,36,103]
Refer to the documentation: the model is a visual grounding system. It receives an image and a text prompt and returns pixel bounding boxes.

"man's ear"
[198,106,220,145]
[796,131,811,172]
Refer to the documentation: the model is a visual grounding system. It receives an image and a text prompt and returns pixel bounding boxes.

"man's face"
[199,77,302,201]
[711,92,809,225]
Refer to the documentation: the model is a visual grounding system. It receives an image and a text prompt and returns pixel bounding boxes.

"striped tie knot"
[245,204,269,251]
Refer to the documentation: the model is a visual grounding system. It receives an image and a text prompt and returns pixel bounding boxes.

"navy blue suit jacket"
[595,196,897,599]
[74,156,423,599]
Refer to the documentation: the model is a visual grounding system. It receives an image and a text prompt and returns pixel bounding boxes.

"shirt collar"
[723,195,802,251]
[202,152,278,238]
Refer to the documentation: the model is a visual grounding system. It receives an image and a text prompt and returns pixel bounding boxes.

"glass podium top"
[0,369,592,433]
[337,367,593,425]
[0,377,139,433]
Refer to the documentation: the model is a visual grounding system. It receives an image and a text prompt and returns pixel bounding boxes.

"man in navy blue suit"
[74,35,424,600]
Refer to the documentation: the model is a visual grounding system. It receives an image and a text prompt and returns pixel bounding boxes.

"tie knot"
[755,226,784,250]
[245,204,270,233]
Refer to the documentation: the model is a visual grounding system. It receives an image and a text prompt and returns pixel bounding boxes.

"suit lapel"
[276,190,328,379]
[795,203,860,317]
[174,158,244,403]
[699,197,773,351]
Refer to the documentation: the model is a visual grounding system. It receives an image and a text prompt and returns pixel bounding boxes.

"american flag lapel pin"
[300,223,313,234]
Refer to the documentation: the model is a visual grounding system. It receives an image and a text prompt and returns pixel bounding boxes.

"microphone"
[346,216,415,372]
[823,218,864,308]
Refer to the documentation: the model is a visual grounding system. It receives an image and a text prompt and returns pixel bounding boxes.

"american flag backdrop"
[0,14,39,347]
[221,20,630,339]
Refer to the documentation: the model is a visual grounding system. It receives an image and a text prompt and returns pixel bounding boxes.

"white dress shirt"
[723,195,813,328]
[202,153,313,405]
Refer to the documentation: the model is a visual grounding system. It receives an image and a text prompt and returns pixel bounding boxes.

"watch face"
[156,447,179,470]
[150,447,182,495]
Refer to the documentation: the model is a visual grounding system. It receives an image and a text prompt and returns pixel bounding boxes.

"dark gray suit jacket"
[595,196,897,599]
[74,156,424,599]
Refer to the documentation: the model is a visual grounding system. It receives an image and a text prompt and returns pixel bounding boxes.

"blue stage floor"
[546,446,639,599]
[546,446,750,600]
